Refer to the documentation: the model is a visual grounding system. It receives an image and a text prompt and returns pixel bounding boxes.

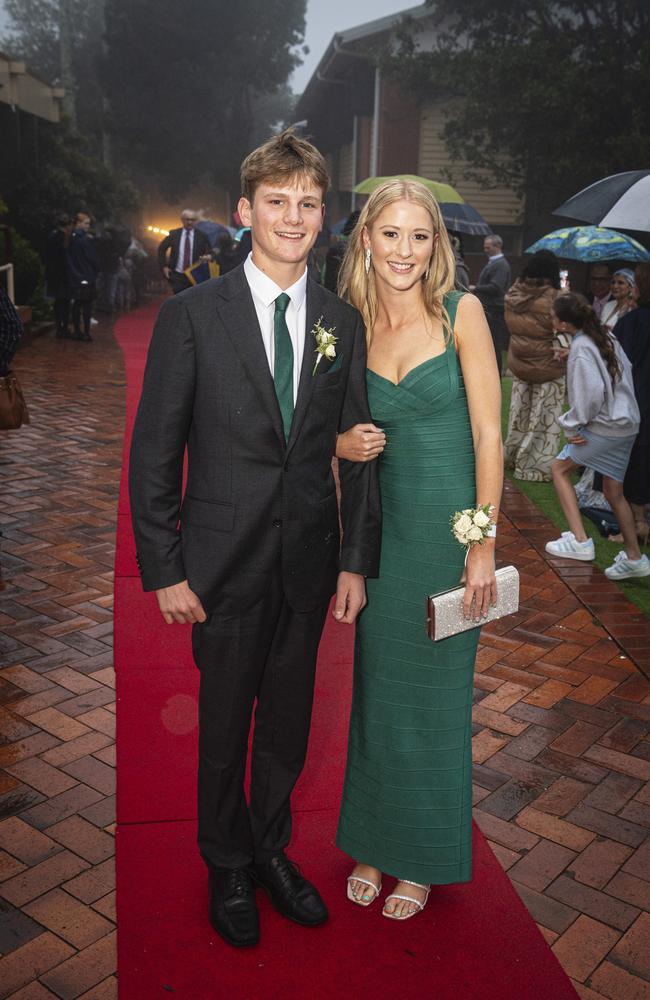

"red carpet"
[114,303,579,999]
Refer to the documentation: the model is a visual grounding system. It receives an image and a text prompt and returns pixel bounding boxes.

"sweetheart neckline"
[366,352,448,388]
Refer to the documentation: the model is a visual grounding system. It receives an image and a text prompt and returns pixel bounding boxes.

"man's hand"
[162,266,171,280]
[155,580,207,625]
[332,572,367,624]
[336,423,386,462]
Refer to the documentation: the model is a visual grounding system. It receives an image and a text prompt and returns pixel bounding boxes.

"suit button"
[273,518,283,528]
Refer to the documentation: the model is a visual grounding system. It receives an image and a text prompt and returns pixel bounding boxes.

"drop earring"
[364,248,372,274]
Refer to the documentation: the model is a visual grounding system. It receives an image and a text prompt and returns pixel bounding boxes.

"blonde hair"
[338,179,456,342]
[240,128,330,203]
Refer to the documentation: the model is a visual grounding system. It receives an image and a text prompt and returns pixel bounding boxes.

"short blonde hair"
[240,128,330,203]
[338,179,456,341]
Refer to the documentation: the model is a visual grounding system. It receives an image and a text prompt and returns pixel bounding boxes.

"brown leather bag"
[0,371,30,429]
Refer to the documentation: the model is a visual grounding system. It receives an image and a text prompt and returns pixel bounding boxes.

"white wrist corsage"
[451,504,496,549]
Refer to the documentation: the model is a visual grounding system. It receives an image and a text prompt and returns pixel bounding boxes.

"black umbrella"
[553,170,650,232]
[440,202,492,236]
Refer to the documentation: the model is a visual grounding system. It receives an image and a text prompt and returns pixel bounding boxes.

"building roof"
[296,3,430,115]
[0,51,64,123]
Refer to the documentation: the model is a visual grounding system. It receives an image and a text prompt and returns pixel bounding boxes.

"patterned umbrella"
[353,174,464,204]
[525,226,650,263]
[553,171,650,232]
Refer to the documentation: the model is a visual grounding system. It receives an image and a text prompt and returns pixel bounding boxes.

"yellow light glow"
[146,225,170,236]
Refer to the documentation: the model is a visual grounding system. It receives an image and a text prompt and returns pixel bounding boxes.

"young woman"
[601,269,636,333]
[335,180,503,920]
[545,293,649,580]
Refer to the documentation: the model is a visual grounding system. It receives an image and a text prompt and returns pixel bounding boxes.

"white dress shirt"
[243,253,308,404]
[175,228,194,273]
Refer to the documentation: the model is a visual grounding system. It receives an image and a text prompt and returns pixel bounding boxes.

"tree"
[6,118,139,255]
[2,0,106,152]
[390,1,650,231]
[103,0,306,199]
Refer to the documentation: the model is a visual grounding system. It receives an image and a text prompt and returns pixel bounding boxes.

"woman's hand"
[461,542,497,622]
[336,423,386,462]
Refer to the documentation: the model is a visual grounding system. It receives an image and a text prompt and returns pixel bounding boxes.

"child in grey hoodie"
[545,293,649,580]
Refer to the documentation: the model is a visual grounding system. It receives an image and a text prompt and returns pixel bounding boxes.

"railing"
[0,263,15,303]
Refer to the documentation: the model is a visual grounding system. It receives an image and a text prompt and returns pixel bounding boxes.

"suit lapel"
[286,278,328,454]
[214,268,285,447]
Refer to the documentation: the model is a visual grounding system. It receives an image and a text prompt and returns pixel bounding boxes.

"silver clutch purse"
[426,565,520,641]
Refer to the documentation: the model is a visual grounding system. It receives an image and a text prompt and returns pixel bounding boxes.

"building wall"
[0,56,62,123]
[419,103,523,227]
[378,79,420,177]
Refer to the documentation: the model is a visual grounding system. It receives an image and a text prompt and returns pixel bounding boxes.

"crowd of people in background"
[44,211,149,342]
[499,250,649,581]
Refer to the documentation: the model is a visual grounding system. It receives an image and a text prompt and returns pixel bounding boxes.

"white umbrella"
[553,170,650,232]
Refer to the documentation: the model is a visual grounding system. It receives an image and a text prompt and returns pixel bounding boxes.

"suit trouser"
[192,578,329,871]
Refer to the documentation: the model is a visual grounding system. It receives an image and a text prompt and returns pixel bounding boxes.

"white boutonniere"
[312,317,338,375]
[451,504,496,549]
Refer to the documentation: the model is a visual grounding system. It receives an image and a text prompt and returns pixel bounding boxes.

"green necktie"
[273,292,294,441]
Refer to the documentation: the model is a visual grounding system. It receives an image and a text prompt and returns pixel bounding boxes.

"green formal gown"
[337,292,479,885]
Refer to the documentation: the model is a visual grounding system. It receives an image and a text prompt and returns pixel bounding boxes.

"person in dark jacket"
[614,262,650,546]
[213,232,240,275]
[323,210,360,292]
[45,214,73,338]
[67,213,100,341]
[157,210,212,294]
[471,234,511,372]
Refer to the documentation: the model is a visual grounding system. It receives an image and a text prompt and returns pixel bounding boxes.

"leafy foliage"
[390,1,650,219]
[6,119,139,255]
[0,229,44,304]
[103,0,306,197]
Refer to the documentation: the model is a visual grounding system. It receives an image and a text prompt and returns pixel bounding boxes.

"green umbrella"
[353,174,464,205]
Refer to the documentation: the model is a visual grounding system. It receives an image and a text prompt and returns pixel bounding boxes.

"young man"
[129,130,381,947]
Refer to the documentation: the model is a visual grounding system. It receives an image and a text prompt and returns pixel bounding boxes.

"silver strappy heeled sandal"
[346,872,382,907]
[382,879,430,921]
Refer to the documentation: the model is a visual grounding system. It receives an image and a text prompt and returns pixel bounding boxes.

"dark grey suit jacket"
[475,255,512,351]
[129,265,382,615]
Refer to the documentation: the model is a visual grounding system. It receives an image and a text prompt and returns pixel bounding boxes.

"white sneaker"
[605,552,650,580]
[545,532,595,561]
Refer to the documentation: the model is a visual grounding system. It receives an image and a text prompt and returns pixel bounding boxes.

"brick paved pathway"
[0,320,120,999]
[0,313,648,999]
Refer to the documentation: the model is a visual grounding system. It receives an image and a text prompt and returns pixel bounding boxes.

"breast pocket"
[313,370,343,392]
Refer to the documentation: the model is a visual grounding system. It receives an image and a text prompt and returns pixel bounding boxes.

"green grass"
[501,377,650,620]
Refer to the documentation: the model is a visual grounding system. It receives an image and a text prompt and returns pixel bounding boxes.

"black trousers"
[54,297,70,333]
[192,579,329,871]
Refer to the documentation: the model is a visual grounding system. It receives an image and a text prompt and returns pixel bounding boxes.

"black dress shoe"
[209,867,259,948]
[253,854,327,926]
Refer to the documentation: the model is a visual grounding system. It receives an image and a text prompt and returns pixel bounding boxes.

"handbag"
[0,371,30,430]
[426,565,519,641]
